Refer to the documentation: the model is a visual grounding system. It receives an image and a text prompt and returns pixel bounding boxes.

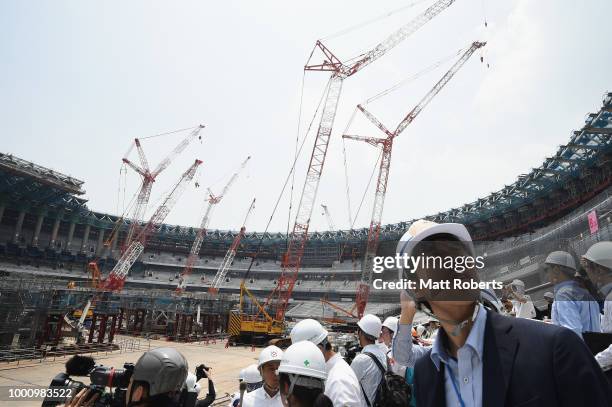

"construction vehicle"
[175,157,250,294]
[229,0,458,344]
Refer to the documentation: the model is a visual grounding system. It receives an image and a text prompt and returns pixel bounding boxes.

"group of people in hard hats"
[226,219,612,407]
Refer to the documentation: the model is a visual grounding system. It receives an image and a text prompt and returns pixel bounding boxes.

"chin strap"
[420,302,479,337]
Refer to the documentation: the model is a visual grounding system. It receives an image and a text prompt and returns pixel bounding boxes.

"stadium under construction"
[0,91,610,351]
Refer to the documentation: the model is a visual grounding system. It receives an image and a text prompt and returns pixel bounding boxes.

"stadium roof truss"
[1,94,610,245]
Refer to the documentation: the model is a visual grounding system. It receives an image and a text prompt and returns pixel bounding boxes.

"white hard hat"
[544,251,576,272]
[258,345,283,368]
[396,220,474,278]
[382,316,398,334]
[243,364,263,384]
[583,241,612,270]
[290,319,328,345]
[543,291,554,300]
[277,341,327,382]
[238,368,246,382]
[357,314,382,338]
[510,279,525,288]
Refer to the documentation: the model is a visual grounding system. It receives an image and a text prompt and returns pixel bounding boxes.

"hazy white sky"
[1,0,610,233]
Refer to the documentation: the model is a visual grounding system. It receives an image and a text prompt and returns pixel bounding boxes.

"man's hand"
[399,291,417,325]
[62,388,99,407]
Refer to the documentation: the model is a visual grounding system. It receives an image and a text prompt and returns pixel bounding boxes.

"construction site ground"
[0,335,257,406]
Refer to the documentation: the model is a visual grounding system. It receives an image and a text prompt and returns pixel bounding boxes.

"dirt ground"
[0,335,259,406]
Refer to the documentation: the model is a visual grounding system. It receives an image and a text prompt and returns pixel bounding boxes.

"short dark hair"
[279,373,324,406]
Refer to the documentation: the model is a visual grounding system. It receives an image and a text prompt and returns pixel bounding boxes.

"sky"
[1,0,611,234]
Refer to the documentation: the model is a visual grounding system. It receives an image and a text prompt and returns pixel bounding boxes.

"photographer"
[194,364,216,407]
[63,347,188,407]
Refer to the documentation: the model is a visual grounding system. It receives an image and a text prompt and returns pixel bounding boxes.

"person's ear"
[132,385,145,402]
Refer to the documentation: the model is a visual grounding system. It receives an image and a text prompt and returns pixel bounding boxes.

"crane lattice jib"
[210,227,245,291]
[395,41,485,135]
[210,198,256,292]
[264,75,343,322]
[343,0,456,77]
[176,156,250,293]
[106,159,202,290]
[152,125,204,178]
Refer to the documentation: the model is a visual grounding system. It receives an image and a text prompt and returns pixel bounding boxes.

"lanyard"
[446,366,466,407]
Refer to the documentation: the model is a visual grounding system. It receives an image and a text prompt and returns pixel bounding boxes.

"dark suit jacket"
[413,310,612,407]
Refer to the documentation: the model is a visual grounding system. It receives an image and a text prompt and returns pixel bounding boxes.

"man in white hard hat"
[582,241,612,371]
[277,340,330,407]
[350,314,387,406]
[242,346,283,407]
[544,250,601,337]
[290,319,365,407]
[379,316,408,378]
[392,219,611,407]
[507,279,537,319]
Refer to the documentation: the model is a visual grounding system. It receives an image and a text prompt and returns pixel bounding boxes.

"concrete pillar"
[96,228,105,256]
[0,204,5,224]
[66,222,76,251]
[80,224,91,253]
[13,210,26,244]
[49,218,61,248]
[32,213,44,247]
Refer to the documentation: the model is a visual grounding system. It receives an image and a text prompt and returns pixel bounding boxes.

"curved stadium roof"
[1,93,610,248]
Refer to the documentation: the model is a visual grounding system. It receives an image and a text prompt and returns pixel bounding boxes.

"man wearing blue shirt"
[544,250,601,337]
[394,220,610,407]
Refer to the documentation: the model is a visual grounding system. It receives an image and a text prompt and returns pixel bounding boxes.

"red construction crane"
[122,125,205,250]
[263,0,459,323]
[209,198,256,294]
[175,156,251,293]
[105,159,203,291]
[344,41,486,318]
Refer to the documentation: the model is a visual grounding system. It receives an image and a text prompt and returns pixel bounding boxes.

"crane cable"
[287,70,307,246]
[364,46,468,105]
[321,0,429,41]
[241,75,331,283]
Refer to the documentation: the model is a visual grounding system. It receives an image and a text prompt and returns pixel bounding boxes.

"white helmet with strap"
[357,314,382,338]
[278,341,327,395]
[583,241,612,270]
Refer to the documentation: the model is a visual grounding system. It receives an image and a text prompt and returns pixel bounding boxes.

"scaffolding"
[0,277,238,353]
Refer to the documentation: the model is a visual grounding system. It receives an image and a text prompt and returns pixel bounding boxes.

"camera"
[42,356,133,407]
[195,364,210,381]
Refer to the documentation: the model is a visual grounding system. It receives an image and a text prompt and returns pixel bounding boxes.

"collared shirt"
[241,385,282,407]
[392,324,431,368]
[430,304,486,407]
[551,280,601,338]
[325,353,366,407]
[350,343,387,405]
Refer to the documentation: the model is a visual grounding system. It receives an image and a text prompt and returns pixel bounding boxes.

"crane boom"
[105,159,202,291]
[209,198,256,294]
[176,157,251,293]
[263,0,459,324]
[395,41,485,135]
[344,0,456,77]
[122,125,205,250]
[347,41,485,318]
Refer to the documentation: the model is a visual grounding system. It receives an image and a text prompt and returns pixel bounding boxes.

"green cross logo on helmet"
[304,359,310,367]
